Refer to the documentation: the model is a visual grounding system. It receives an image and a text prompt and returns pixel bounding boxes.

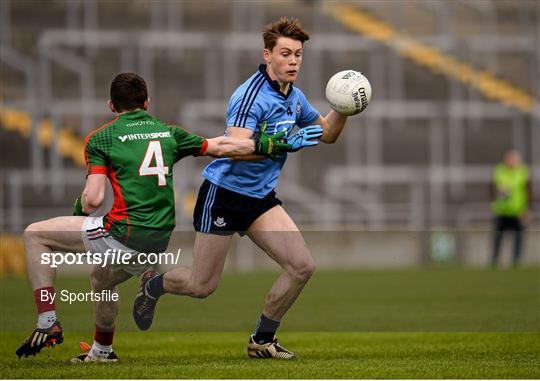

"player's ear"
[143,99,149,110]
[108,100,116,113]
[263,48,271,64]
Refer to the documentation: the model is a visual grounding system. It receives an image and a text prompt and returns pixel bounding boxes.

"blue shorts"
[193,179,282,235]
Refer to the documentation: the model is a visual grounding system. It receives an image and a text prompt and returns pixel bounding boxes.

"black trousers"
[492,216,524,266]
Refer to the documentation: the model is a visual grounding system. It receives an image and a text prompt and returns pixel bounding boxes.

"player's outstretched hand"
[286,125,323,152]
[73,195,89,216]
[254,131,292,160]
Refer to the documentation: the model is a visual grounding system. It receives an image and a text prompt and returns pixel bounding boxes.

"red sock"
[94,324,115,346]
[33,287,55,314]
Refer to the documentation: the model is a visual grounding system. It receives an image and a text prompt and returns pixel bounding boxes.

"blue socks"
[146,274,165,298]
[253,314,280,344]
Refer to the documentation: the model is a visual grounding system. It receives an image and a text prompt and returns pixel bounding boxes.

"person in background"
[490,149,533,267]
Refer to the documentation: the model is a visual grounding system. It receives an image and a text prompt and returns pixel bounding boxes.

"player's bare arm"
[205,128,290,160]
[204,135,255,157]
[314,111,348,144]
[226,127,267,161]
[82,174,107,214]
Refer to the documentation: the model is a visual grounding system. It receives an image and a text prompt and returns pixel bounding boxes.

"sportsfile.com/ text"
[40,249,181,268]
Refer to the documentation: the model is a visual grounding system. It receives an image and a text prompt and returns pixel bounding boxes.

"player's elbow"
[82,192,104,213]
[319,122,337,144]
[319,134,337,144]
[82,204,98,215]
[319,129,338,144]
[85,196,103,210]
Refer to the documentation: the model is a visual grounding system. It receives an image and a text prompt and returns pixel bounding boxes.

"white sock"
[90,341,112,359]
[37,311,56,329]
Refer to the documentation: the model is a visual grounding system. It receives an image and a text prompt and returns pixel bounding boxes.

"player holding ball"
[134,17,371,359]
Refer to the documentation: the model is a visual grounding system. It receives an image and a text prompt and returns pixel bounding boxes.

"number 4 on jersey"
[139,141,169,186]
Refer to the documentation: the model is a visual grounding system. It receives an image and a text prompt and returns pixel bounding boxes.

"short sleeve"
[169,125,207,161]
[226,87,263,131]
[84,135,109,177]
[296,89,320,127]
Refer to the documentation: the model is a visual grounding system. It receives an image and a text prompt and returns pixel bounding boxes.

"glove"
[254,130,292,160]
[285,125,323,152]
[73,195,89,216]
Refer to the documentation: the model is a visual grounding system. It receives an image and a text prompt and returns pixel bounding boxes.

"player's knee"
[302,259,317,279]
[290,257,316,282]
[23,221,45,241]
[90,272,104,291]
[91,268,111,291]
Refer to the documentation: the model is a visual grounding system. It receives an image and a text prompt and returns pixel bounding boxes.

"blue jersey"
[202,64,320,198]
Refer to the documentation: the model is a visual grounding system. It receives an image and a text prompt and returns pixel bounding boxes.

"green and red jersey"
[84,109,207,252]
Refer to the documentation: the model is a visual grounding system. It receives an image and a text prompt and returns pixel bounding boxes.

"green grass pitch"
[1,268,539,378]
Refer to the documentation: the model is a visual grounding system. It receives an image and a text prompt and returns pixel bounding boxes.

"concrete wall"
[160,229,540,273]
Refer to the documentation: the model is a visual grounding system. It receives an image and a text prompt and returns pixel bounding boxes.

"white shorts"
[82,216,150,276]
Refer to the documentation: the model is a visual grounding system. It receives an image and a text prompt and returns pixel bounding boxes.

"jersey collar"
[258,64,294,100]
[118,109,148,120]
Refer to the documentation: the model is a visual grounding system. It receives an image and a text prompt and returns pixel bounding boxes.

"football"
[325,70,372,116]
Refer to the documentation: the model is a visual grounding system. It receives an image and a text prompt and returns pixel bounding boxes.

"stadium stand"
[1,0,538,268]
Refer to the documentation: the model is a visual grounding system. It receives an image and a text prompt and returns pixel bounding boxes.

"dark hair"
[110,73,148,112]
[263,17,310,51]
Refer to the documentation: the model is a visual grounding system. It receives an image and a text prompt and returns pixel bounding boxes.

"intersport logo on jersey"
[118,131,171,142]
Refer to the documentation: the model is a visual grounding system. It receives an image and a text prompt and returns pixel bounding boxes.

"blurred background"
[1,0,539,274]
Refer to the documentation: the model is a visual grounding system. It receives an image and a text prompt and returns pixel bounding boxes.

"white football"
[325,70,372,116]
